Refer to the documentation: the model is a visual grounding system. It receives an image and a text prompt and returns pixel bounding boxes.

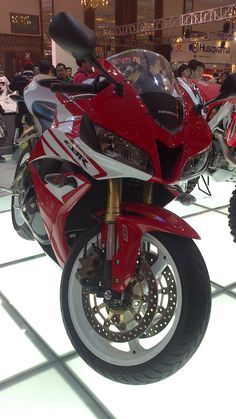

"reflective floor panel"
[1,178,236,419]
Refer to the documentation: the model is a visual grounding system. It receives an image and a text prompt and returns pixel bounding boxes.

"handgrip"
[51,82,95,94]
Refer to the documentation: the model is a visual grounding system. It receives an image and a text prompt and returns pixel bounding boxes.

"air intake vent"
[156,141,183,180]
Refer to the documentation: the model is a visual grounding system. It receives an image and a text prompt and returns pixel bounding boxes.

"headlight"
[181,148,210,180]
[94,124,154,175]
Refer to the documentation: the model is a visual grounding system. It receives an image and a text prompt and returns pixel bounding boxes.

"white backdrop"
[51,41,78,75]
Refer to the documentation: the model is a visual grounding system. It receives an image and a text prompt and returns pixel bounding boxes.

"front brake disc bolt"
[104,290,112,300]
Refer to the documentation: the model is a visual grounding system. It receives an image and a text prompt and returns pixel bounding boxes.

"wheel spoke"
[128,338,143,354]
[97,302,107,311]
[151,251,168,277]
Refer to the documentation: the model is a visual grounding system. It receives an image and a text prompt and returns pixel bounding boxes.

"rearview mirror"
[49,12,96,60]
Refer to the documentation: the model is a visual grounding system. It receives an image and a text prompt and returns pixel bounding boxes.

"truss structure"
[96,3,236,41]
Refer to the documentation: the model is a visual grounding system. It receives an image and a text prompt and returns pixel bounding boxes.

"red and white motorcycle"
[10,12,213,384]
[178,76,236,241]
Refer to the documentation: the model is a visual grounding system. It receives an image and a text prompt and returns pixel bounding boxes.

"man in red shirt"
[73,59,94,84]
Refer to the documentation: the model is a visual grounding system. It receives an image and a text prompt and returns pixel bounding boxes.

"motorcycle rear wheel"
[11,146,34,240]
[61,225,211,384]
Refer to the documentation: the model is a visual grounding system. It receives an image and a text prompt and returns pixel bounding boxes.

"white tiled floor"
[1,178,236,419]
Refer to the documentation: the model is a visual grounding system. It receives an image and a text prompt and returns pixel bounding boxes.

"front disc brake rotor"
[81,259,158,342]
[141,265,177,338]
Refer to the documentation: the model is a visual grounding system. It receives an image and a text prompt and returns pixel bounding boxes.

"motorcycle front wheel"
[61,225,211,385]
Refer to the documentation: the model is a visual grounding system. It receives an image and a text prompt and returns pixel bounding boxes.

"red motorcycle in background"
[11,12,212,384]
[178,76,236,242]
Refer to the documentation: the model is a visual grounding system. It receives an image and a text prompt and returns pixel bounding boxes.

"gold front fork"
[143,182,154,205]
[105,179,122,261]
[105,179,122,223]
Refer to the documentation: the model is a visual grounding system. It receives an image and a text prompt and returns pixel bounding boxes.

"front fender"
[122,203,199,239]
[112,203,199,292]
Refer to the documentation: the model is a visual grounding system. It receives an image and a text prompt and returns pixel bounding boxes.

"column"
[115,0,137,52]
[84,7,96,30]
[154,0,172,61]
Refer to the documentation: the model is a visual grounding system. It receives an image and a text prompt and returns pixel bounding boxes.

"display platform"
[0,179,236,419]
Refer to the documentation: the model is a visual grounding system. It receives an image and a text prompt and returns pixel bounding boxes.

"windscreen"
[108,49,184,133]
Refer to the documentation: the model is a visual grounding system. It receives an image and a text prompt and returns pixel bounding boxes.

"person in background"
[33,60,53,82]
[0,71,11,101]
[135,55,165,93]
[188,59,205,80]
[66,67,73,80]
[33,65,40,75]
[21,52,33,69]
[176,64,190,78]
[9,63,34,136]
[125,62,143,84]
[219,71,230,84]
[9,63,34,96]
[73,59,94,84]
[50,65,57,77]
[56,63,71,82]
[0,70,11,161]
[0,103,7,162]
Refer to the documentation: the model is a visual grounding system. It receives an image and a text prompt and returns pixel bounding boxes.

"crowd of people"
[0,57,95,161]
[175,59,230,84]
[0,57,94,100]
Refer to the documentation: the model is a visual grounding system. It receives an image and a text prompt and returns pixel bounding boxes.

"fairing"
[25,49,212,266]
[108,50,184,134]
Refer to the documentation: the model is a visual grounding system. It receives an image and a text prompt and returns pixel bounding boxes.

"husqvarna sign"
[172,41,232,64]
[194,43,230,55]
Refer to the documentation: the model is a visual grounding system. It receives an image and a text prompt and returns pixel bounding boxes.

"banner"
[171,40,232,64]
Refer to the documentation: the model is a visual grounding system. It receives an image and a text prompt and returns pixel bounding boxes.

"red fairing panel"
[29,161,92,266]
[193,79,220,103]
[111,203,200,292]
[83,73,211,183]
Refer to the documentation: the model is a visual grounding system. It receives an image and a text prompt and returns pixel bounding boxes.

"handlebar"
[51,82,95,94]
[9,94,24,102]
[37,78,64,88]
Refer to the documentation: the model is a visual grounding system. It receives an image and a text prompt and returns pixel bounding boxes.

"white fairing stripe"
[43,130,81,164]
[45,177,86,203]
[78,139,152,180]
[42,140,57,157]
[47,129,100,176]
[42,126,151,181]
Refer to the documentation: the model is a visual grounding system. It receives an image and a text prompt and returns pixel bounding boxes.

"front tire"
[61,225,211,384]
[228,187,236,242]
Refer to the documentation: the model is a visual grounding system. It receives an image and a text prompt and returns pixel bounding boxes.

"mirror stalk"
[90,56,124,96]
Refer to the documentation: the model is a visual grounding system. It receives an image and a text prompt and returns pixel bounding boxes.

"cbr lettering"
[65,139,88,168]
